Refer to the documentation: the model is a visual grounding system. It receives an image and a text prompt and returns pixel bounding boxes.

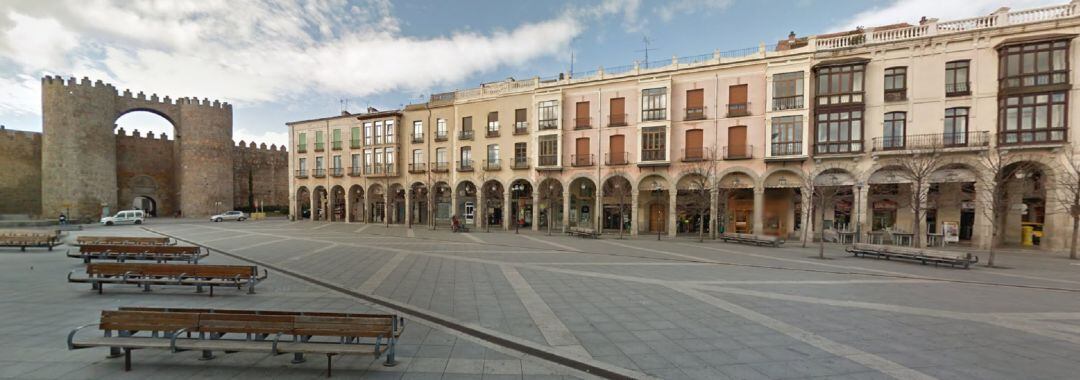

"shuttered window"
[575,101,591,128]
[609,97,626,126]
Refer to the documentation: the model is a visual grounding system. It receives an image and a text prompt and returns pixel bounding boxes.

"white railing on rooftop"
[816,2,1078,50]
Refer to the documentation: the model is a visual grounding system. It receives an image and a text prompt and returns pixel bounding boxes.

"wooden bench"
[76,236,174,246]
[67,309,403,376]
[68,244,207,263]
[68,263,268,296]
[845,243,979,269]
[0,229,62,251]
[719,233,783,247]
[565,226,599,238]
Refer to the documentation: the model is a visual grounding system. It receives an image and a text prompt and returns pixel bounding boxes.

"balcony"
[814,141,863,155]
[486,129,500,138]
[431,162,449,173]
[723,145,753,160]
[642,109,666,122]
[459,130,474,140]
[330,167,343,177]
[538,154,558,167]
[574,117,592,130]
[684,107,706,121]
[769,142,804,157]
[312,168,326,178]
[570,154,595,167]
[605,152,629,165]
[411,133,423,143]
[681,147,705,162]
[514,122,529,135]
[872,132,991,152]
[364,165,374,175]
[884,89,907,102]
[945,82,970,97]
[295,169,308,178]
[641,149,665,162]
[511,157,530,169]
[457,160,474,172]
[772,96,804,111]
[368,165,382,175]
[348,166,362,176]
[314,142,325,152]
[726,103,750,117]
[538,119,558,131]
[331,141,342,150]
[608,114,628,127]
[350,139,360,149]
[296,144,307,153]
[483,159,501,171]
[998,129,1066,147]
[408,162,426,174]
[435,132,448,142]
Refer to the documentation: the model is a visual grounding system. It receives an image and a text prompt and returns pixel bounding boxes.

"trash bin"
[1021,225,1035,246]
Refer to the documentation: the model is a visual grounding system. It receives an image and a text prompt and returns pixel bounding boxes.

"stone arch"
[348,184,365,222]
[480,179,506,229]
[601,172,636,191]
[388,183,406,224]
[330,185,346,221]
[715,166,759,187]
[761,167,805,188]
[809,160,859,180]
[568,176,598,228]
[296,186,310,219]
[313,186,328,221]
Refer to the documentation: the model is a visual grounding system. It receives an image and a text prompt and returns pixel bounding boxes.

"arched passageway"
[568,177,597,229]
[509,179,533,230]
[313,186,328,221]
[296,187,310,219]
[481,180,504,231]
[349,185,365,222]
[602,176,632,235]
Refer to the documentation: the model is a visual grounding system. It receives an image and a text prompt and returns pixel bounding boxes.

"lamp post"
[652,182,663,241]
[512,183,523,234]
[855,182,864,243]
[547,183,555,236]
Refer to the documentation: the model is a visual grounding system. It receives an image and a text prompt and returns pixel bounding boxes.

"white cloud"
[831,0,1063,32]
[0,73,38,115]
[0,12,78,70]
[654,0,732,22]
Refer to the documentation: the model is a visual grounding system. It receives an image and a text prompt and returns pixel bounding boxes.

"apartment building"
[289,2,1080,251]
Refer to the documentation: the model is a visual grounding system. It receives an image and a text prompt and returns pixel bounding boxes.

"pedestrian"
[58,213,67,225]
[451,214,460,232]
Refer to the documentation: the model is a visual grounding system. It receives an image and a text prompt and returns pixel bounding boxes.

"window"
[412,149,423,163]
[364,122,373,145]
[374,121,384,144]
[770,116,803,156]
[685,89,705,120]
[514,108,528,134]
[385,120,395,144]
[538,135,558,165]
[815,64,865,105]
[772,72,804,110]
[315,156,324,169]
[609,97,626,126]
[332,129,342,150]
[998,92,1067,144]
[297,132,307,152]
[641,88,667,121]
[608,134,626,164]
[350,127,360,148]
[460,146,472,167]
[487,111,499,136]
[884,67,907,101]
[574,137,591,166]
[298,157,306,171]
[882,112,906,150]
[461,116,474,139]
[641,126,666,161]
[944,108,969,146]
[315,130,325,151]
[436,118,447,139]
[684,129,703,160]
[815,110,863,153]
[332,155,341,169]
[945,61,970,96]
[364,149,373,173]
[385,147,394,173]
[374,148,383,173]
[435,147,447,166]
[727,84,749,117]
[351,154,360,174]
[538,101,558,130]
[575,101,591,128]
[999,40,1069,90]
[487,144,499,163]
[514,142,527,167]
[412,121,423,142]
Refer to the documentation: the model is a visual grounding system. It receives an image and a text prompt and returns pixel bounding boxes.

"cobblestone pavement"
[5,219,1080,379]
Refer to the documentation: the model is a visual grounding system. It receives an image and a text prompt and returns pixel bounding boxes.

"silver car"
[210,211,247,222]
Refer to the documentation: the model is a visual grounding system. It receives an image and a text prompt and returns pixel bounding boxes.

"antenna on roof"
[339,98,349,113]
[569,37,578,79]
[636,35,658,68]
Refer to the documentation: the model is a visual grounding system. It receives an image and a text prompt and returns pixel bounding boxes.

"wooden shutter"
[515,108,526,122]
[729,85,748,104]
[687,89,704,109]
[609,98,625,125]
[686,129,703,159]
[462,116,472,131]
[609,134,624,164]
[488,111,497,123]
[576,137,590,165]
[728,126,747,157]
[575,102,590,127]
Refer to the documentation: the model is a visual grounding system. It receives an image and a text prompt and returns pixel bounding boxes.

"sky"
[0,0,1065,147]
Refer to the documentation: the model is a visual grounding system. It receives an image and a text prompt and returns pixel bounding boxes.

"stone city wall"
[0,128,42,215]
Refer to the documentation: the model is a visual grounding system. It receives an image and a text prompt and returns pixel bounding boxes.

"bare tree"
[975,149,1037,267]
[797,169,843,258]
[602,171,632,239]
[1055,147,1080,260]
[890,149,944,248]
[428,168,449,230]
[537,171,562,236]
[681,149,717,242]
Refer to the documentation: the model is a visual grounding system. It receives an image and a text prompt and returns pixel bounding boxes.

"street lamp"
[652,181,663,241]
[512,183,524,234]
[547,183,556,236]
[855,182,864,243]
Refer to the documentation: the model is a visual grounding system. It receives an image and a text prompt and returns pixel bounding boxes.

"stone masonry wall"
[0,129,42,215]
[115,128,176,216]
[233,141,289,209]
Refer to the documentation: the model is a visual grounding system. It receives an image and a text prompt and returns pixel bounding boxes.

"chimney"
[340,110,351,116]
[366,106,378,113]
[788,31,796,41]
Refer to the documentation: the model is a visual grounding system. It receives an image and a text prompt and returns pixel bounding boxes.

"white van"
[100,210,145,226]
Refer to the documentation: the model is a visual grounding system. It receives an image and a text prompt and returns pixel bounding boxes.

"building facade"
[288,2,1080,252]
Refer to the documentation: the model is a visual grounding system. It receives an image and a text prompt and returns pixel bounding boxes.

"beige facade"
[288,2,1080,252]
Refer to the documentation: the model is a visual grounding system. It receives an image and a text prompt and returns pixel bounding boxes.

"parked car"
[100,210,145,226]
[211,210,247,222]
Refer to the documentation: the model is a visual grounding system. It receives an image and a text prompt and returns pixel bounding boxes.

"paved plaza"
[3,219,1080,379]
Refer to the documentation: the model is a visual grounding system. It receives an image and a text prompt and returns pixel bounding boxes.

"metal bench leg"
[209,285,214,297]
[142,281,151,292]
[198,332,215,360]
[247,278,256,294]
[292,336,309,363]
[326,354,333,377]
[195,284,203,293]
[106,330,123,358]
[123,348,132,371]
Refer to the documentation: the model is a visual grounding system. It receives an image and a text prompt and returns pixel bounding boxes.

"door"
[960,210,974,240]
[727,126,747,158]
[575,137,590,165]
[464,202,475,225]
[609,135,625,164]
[649,204,665,233]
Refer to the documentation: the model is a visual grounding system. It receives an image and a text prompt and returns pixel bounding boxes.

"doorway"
[132,196,157,217]
[649,204,665,233]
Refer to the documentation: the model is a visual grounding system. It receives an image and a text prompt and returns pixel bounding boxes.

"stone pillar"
[973,180,994,250]
[345,192,352,223]
[801,189,812,244]
[504,188,512,230]
[532,192,540,231]
[856,185,870,242]
[709,188,718,239]
[595,193,603,232]
[476,191,484,229]
[310,191,316,221]
[562,185,571,233]
[630,189,639,236]
[752,187,765,235]
[667,190,678,237]
[450,192,458,221]
[404,193,412,227]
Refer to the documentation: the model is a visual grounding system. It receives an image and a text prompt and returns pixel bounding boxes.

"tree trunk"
[698,212,704,243]
[1071,215,1079,260]
[817,208,825,259]
[987,220,1000,267]
[547,198,552,236]
[801,201,812,248]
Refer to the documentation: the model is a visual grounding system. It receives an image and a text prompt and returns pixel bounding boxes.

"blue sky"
[0,0,1062,146]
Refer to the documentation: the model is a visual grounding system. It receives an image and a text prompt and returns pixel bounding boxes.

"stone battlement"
[0,128,42,144]
[234,140,288,153]
[115,128,171,141]
[41,75,231,110]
